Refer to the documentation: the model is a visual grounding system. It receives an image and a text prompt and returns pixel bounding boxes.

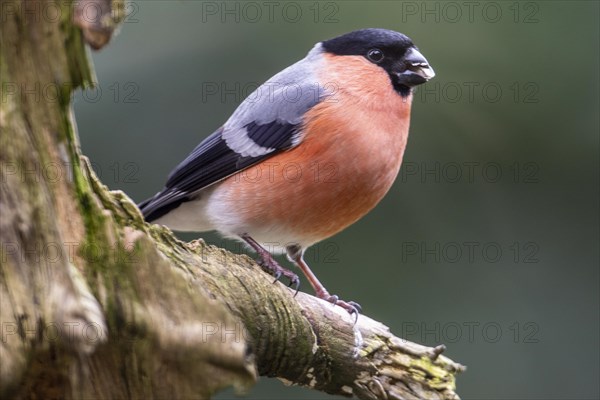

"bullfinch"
[139,28,435,316]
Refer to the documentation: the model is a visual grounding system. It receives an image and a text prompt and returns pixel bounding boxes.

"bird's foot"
[287,247,362,323]
[257,254,300,294]
[241,233,300,294]
[318,292,362,321]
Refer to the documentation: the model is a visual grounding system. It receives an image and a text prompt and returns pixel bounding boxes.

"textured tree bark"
[0,1,465,399]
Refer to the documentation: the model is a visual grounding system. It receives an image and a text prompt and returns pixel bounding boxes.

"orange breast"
[218,54,413,244]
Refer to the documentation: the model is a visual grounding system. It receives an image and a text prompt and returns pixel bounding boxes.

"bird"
[139,28,435,316]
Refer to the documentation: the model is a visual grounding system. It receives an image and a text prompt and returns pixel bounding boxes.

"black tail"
[138,190,189,223]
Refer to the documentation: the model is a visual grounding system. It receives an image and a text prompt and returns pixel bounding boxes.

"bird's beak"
[396,47,435,87]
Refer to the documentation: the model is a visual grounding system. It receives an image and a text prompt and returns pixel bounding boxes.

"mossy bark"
[0,1,465,399]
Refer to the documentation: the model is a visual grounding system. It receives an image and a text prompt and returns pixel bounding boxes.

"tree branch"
[0,0,465,398]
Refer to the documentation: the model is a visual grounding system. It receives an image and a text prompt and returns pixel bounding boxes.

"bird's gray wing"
[139,45,328,222]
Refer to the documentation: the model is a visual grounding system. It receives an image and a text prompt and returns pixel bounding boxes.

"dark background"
[74,1,599,399]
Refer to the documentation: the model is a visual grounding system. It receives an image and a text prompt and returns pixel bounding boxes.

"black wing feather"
[139,121,299,222]
[246,121,294,149]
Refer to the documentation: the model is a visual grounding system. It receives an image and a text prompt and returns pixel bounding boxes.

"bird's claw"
[288,277,301,296]
[322,294,361,323]
[258,258,300,294]
[270,270,282,282]
[325,294,339,305]
[348,301,362,313]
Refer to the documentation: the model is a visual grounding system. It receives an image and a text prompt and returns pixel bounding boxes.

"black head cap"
[321,28,434,97]
[322,28,414,57]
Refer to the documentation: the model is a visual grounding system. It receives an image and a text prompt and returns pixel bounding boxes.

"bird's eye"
[367,48,384,63]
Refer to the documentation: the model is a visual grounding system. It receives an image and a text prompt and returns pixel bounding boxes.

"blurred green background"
[73,1,599,399]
